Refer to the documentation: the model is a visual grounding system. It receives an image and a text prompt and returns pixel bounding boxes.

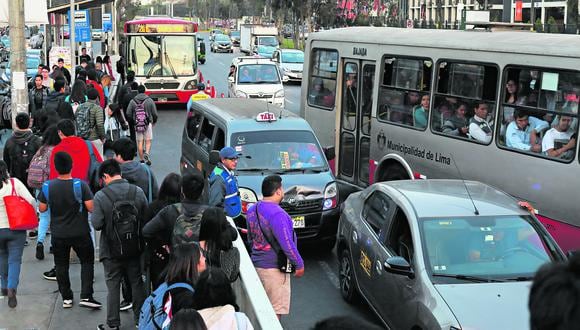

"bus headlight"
[323,182,338,210]
[274,89,284,98]
[236,90,248,98]
[240,188,258,214]
[184,80,198,90]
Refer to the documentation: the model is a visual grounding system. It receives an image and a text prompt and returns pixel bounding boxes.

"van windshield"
[231,130,326,172]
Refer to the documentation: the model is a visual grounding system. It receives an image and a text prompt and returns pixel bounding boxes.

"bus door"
[338,59,376,187]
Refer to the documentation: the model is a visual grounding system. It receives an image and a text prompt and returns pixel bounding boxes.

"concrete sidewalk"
[0,236,136,330]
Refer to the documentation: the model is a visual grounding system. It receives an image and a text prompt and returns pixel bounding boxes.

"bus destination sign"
[128,24,195,34]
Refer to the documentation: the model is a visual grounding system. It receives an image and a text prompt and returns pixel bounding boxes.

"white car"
[228,56,288,108]
[272,49,304,82]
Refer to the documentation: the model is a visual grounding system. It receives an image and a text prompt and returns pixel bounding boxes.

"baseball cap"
[219,146,239,159]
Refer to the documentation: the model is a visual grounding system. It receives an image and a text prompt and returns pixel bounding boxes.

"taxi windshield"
[231,130,326,172]
[237,64,280,84]
[420,215,560,282]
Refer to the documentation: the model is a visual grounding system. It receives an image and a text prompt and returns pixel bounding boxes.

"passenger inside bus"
[413,94,430,129]
[468,102,494,143]
[308,78,334,108]
[432,101,453,132]
[505,109,549,152]
[542,115,576,159]
[442,102,469,138]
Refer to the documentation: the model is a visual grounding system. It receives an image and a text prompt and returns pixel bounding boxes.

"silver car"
[337,179,565,329]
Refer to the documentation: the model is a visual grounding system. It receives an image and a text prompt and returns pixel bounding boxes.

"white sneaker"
[63,299,73,308]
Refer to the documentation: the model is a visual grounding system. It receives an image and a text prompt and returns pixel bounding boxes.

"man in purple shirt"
[246,175,304,319]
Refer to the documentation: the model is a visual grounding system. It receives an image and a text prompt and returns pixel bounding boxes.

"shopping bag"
[4,178,37,230]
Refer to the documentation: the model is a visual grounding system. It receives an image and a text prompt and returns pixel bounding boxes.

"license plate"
[158,97,167,103]
[292,216,305,228]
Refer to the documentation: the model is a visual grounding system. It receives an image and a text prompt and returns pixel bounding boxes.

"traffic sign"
[69,10,91,42]
[102,13,112,32]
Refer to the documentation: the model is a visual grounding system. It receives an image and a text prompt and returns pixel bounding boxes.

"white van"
[228,56,288,108]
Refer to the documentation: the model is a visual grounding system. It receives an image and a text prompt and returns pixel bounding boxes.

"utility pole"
[70,0,76,82]
[9,0,28,127]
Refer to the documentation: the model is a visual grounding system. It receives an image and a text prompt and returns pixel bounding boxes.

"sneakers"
[63,299,73,308]
[119,300,133,311]
[80,297,102,309]
[143,152,152,166]
[36,242,45,260]
[96,325,119,330]
[43,268,57,281]
[7,289,16,308]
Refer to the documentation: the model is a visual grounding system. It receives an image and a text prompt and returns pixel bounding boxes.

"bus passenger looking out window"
[542,115,577,159]
[413,94,430,129]
[307,49,338,109]
[442,102,469,137]
[308,78,334,108]
[505,79,519,104]
[469,102,494,144]
[506,109,549,153]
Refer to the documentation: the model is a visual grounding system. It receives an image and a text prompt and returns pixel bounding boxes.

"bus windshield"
[231,130,326,172]
[129,35,196,77]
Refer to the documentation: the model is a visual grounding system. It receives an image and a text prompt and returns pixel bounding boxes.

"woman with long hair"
[66,79,88,112]
[0,160,36,308]
[163,243,206,314]
[103,103,129,159]
[144,173,182,288]
[198,208,238,280]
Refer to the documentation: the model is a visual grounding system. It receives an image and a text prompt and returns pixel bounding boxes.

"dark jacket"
[45,91,74,120]
[121,89,138,123]
[142,199,208,247]
[115,81,132,105]
[3,130,42,185]
[28,86,49,116]
[126,93,158,125]
[120,160,159,202]
[61,67,71,85]
[92,179,148,261]
[84,99,106,141]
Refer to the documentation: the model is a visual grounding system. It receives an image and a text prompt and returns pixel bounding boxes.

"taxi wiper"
[277,168,325,174]
[502,276,533,282]
[237,168,272,172]
[432,273,505,283]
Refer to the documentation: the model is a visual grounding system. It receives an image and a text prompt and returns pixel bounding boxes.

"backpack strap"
[72,178,83,212]
[140,163,153,203]
[166,282,194,292]
[84,140,97,164]
[9,178,16,196]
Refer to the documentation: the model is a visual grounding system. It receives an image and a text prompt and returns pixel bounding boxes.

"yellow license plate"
[292,216,305,228]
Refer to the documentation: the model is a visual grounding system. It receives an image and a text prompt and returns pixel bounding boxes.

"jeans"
[0,229,26,290]
[103,257,145,327]
[35,189,51,244]
[52,234,94,300]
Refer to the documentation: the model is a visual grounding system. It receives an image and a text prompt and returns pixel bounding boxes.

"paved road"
[0,34,381,329]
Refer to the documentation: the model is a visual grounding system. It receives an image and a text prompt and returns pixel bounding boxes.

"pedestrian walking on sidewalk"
[38,151,101,310]
[126,85,157,165]
[92,159,148,329]
[0,160,36,308]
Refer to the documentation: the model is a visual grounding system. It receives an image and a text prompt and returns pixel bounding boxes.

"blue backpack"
[138,282,194,330]
[42,178,83,212]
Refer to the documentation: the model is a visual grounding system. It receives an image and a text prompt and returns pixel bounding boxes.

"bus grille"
[248,94,273,99]
[145,82,180,90]
[280,198,322,215]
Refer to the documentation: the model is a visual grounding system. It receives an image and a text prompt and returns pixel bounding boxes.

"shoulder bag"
[255,202,295,274]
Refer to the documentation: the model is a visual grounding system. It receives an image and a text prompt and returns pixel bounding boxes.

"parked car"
[337,179,565,329]
[272,49,304,82]
[211,34,233,53]
[2,54,42,81]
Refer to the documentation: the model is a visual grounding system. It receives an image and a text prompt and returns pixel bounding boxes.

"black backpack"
[171,204,205,248]
[9,138,38,183]
[44,95,63,114]
[101,185,142,259]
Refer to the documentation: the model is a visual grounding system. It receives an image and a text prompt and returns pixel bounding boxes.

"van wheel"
[339,249,359,304]
[379,164,409,181]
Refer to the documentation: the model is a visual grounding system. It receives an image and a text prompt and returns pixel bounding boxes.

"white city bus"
[300,27,580,253]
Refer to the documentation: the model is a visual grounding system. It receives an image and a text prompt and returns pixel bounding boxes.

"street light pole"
[8,0,28,127]
[70,0,76,81]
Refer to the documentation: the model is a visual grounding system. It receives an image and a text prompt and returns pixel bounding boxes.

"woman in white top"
[0,160,35,308]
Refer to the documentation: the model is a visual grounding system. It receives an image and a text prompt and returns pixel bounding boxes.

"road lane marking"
[318,261,340,290]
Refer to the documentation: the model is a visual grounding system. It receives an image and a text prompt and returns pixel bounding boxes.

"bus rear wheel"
[379,164,409,181]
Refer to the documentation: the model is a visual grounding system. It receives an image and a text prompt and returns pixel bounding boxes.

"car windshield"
[215,34,230,42]
[421,215,560,282]
[258,36,278,47]
[231,130,326,172]
[237,64,280,84]
[282,51,304,64]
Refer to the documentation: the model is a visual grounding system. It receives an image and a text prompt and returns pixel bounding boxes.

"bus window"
[499,67,579,161]
[342,63,358,131]
[307,49,338,109]
[433,61,498,145]
[377,56,432,130]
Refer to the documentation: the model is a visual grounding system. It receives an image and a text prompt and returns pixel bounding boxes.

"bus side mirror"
[323,146,335,161]
[209,150,220,165]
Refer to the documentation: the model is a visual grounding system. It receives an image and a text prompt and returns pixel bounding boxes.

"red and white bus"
[124,17,208,105]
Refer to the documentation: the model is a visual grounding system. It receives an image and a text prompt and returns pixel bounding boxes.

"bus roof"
[310,27,580,59]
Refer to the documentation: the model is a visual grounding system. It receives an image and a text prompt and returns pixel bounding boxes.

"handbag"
[219,247,241,282]
[4,178,38,230]
[255,202,295,274]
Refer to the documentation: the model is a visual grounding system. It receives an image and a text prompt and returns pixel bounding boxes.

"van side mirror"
[383,256,415,279]
[209,150,220,165]
[323,146,335,161]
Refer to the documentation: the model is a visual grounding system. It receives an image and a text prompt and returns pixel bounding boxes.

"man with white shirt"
[542,115,576,159]
[469,102,494,143]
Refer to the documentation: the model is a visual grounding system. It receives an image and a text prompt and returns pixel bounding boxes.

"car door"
[181,109,204,177]
[370,206,419,329]
[350,190,395,302]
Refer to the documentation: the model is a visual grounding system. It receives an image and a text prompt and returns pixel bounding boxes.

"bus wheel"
[379,164,409,181]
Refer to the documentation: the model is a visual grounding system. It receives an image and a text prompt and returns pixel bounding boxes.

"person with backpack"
[28,125,61,261]
[115,70,134,106]
[112,138,158,203]
[38,151,101,310]
[28,74,50,128]
[65,79,88,113]
[3,112,42,193]
[82,87,106,157]
[104,104,129,159]
[138,243,206,330]
[121,81,139,146]
[86,69,105,108]
[92,159,148,330]
[44,79,74,121]
[143,173,207,253]
[126,85,158,165]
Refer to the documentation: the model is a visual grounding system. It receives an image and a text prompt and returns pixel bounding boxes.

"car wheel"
[339,249,359,304]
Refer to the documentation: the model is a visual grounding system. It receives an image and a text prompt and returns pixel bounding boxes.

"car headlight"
[239,188,258,214]
[236,90,248,98]
[274,89,284,98]
[323,182,338,210]
[183,80,198,90]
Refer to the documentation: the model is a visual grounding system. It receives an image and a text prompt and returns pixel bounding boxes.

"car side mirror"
[209,150,220,165]
[228,76,234,84]
[323,146,335,161]
[282,75,289,83]
[383,256,415,279]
